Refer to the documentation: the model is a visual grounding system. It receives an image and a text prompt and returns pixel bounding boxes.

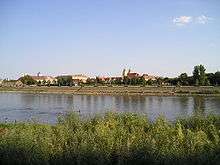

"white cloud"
[172,15,213,26]
[196,15,212,24]
[173,16,192,26]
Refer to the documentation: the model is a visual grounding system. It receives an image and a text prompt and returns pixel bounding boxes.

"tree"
[139,77,146,86]
[114,78,122,85]
[69,80,73,87]
[123,76,130,85]
[199,65,206,85]
[57,77,63,86]
[86,78,95,85]
[187,76,194,86]
[214,71,220,85]
[156,77,163,86]
[47,80,51,87]
[163,77,169,85]
[193,65,200,85]
[96,77,104,85]
[178,73,188,85]
[205,78,210,86]
[147,79,153,85]
[193,65,207,86]
[41,80,46,86]
[19,75,36,85]
[168,78,178,86]
[37,81,41,86]
[56,76,73,86]
[130,78,138,85]
[206,73,215,85]
[52,80,57,86]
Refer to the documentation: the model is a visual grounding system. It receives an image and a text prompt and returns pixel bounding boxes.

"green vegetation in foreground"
[0,113,220,165]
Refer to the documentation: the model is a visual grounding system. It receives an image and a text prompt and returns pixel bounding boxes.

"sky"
[0,0,220,79]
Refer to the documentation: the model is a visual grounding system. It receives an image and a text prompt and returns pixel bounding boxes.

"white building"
[30,73,57,84]
[71,74,89,83]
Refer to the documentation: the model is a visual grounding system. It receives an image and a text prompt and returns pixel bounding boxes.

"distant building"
[142,74,157,81]
[86,77,96,84]
[96,76,106,83]
[30,74,57,84]
[127,72,140,79]
[122,68,139,79]
[71,74,89,84]
[122,69,157,81]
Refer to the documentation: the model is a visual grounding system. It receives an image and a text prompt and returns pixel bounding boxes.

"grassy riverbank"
[0,113,220,165]
[0,86,220,96]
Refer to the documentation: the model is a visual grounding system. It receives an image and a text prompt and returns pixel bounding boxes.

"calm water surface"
[0,92,220,124]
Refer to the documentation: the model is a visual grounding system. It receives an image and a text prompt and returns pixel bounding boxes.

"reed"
[0,112,219,165]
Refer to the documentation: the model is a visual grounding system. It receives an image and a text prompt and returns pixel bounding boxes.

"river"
[0,92,220,123]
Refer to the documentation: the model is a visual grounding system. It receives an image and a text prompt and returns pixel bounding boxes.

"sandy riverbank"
[0,86,220,96]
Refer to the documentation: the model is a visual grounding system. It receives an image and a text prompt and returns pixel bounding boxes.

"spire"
[128,68,131,74]
[122,68,126,77]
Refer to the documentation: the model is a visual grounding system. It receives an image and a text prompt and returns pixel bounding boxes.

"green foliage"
[95,77,105,85]
[206,73,215,85]
[156,77,163,86]
[42,79,46,86]
[193,65,207,86]
[37,81,41,86]
[122,77,147,86]
[18,75,36,85]
[163,65,218,86]
[85,78,96,85]
[0,113,220,164]
[147,79,153,85]
[179,73,189,85]
[215,71,220,85]
[56,76,73,86]
[47,80,51,87]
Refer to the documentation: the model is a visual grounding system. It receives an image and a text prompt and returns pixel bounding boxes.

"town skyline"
[1,64,219,87]
[0,65,219,81]
[1,68,156,80]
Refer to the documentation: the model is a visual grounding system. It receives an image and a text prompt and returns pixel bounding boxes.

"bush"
[0,113,220,165]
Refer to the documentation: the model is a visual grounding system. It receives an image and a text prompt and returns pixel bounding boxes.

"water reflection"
[193,97,206,115]
[178,97,189,116]
[85,95,92,111]
[0,93,219,124]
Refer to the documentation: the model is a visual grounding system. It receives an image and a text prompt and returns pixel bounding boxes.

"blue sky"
[0,0,220,79]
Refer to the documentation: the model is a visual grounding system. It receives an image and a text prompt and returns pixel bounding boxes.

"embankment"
[0,86,220,96]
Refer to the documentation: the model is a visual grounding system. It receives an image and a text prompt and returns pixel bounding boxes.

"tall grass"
[0,113,220,165]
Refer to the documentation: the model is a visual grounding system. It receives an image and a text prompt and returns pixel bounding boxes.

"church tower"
[122,69,126,77]
[128,68,131,74]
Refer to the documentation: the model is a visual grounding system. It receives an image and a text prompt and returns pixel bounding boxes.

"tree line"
[165,65,220,86]
[17,75,74,86]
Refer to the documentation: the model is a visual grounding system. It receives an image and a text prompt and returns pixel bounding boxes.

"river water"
[0,92,220,124]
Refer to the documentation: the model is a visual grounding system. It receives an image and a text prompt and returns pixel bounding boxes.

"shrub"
[0,113,219,165]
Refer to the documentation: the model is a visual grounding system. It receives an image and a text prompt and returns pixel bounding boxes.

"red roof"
[127,73,139,78]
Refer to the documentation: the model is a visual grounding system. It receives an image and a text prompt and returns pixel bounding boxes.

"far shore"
[0,86,220,96]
